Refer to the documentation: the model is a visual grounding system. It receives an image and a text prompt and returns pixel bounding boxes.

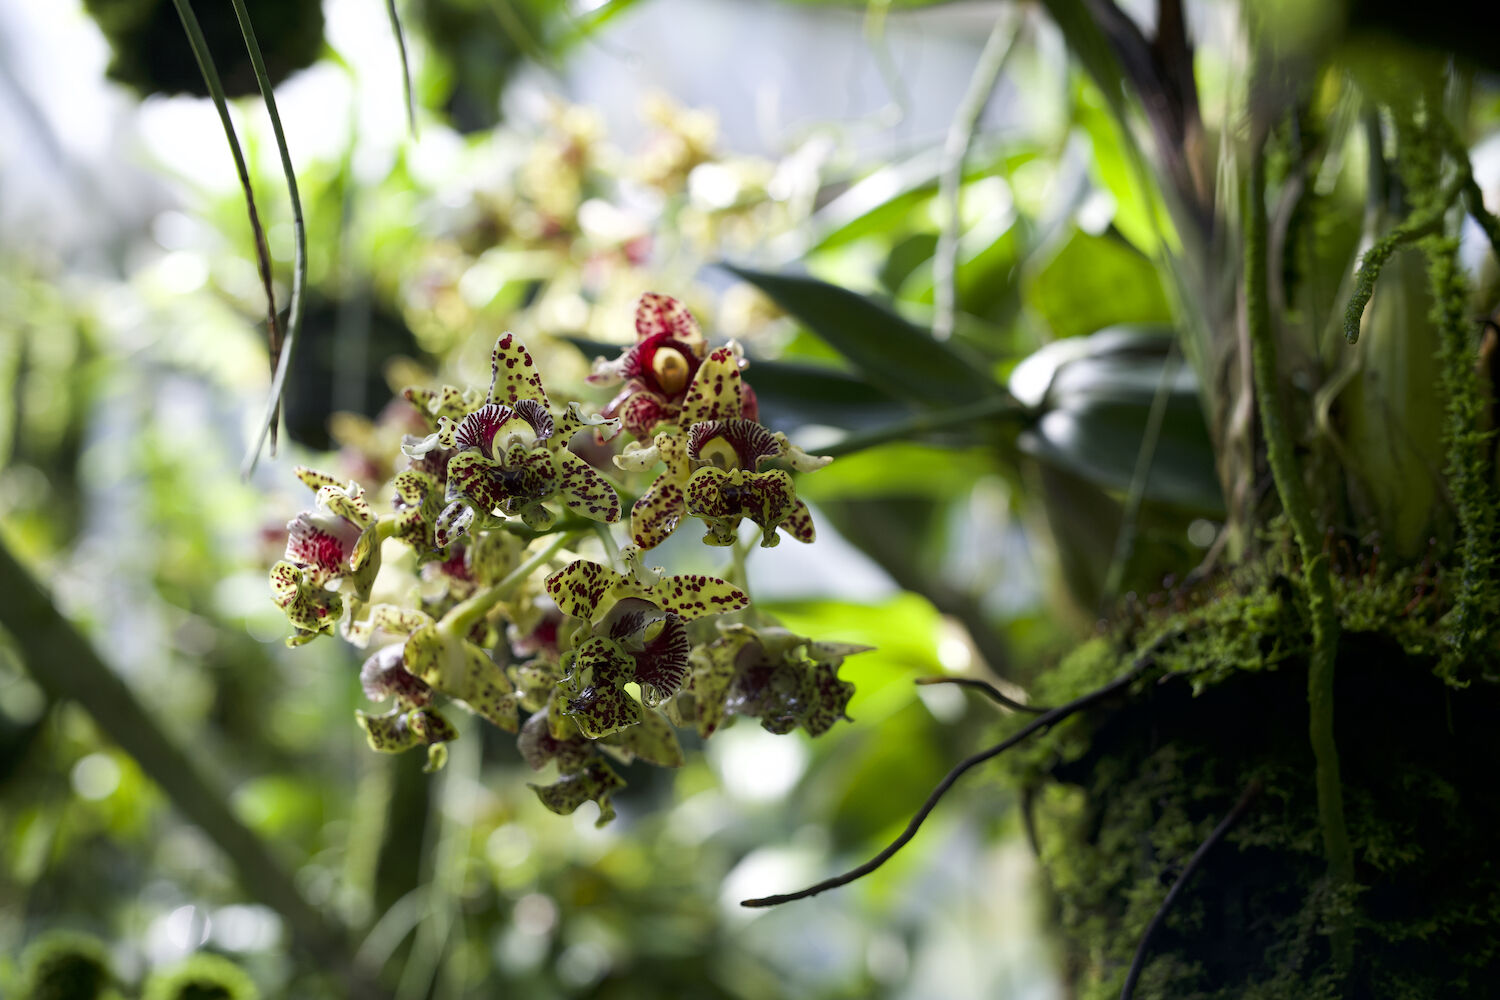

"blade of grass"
[228,0,308,478]
[385,0,418,137]
[934,13,1022,341]
[168,0,283,453]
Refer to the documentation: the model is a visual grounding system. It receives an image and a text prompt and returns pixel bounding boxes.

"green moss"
[1008,573,1500,998]
[141,953,259,1000]
[15,932,113,1000]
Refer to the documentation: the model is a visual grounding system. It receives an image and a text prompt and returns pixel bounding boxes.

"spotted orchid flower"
[346,603,520,736]
[543,546,749,625]
[688,624,870,739]
[555,604,692,737]
[616,345,830,549]
[543,549,747,737]
[588,292,758,439]
[518,691,684,826]
[269,468,382,645]
[357,642,456,771]
[437,333,622,544]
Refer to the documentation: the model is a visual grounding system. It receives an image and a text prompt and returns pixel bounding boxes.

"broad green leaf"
[1018,396,1222,514]
[1008,326,1219,514]
[1024,229,1173,341]
[722,265,1004,409]
[739,359,913,432]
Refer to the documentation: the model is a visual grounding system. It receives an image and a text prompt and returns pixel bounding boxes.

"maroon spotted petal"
[512,399,555,442]
[285,511,361,578]
[453,403,514,456]
[618,390,677,439]
[687,419,780,470]
[629,613,691,704]
[634,292,702,345]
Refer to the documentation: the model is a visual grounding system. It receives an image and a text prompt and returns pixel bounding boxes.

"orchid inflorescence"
[268,293,869,823]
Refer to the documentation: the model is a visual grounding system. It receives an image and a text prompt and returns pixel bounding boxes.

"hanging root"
[1342,173,1464,344]
[1246,129,1356,969]
[914,676,1049,714]
[740,633,1178,908]
[1120,777,1264,1000]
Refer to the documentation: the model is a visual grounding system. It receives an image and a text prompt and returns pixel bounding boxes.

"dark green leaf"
[722,265,1004,409]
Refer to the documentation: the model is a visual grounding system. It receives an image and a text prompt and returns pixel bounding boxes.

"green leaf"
[739,359,913,432]
[1019,397,1222,514]
[722,265,1003,409]
[1024,229,1173,341]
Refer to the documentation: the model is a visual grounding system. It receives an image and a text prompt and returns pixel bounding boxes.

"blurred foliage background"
[0,0,1496,997]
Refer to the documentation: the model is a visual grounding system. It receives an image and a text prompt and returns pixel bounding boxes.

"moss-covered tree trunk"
[1024,5,1500,995]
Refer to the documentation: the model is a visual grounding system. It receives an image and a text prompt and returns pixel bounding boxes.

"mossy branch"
[1427,234,1498,675]
[1246,136,1355,968]
[1415,113,1500,676]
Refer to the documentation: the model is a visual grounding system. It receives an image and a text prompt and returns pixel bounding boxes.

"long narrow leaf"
[168,0,283,453]
[722,264,1005,409]
[229,0,308,477]
[386,0,418,136]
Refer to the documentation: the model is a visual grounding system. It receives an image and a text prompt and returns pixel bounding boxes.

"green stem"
[593,521,621,570]
[440,531,577,636]
[817,395,1026,459]
[1101,347,1178,608]
[1247,137,1355,970]
[168,0,282,450]
[0,542,376,994]
[227,0,307,477]
[1342,173,1464,344]
[933,14,1021,342]
[384,0,418,137]
[1427,234,1497,675]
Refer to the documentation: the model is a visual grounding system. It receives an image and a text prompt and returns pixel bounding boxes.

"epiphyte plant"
[269,292,868,822]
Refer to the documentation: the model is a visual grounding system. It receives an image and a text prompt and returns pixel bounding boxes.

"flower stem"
[440,531,577,636]
[593,521,621,570]
[1246,132,1355,969]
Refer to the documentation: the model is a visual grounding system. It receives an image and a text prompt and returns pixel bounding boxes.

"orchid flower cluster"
[268,293,869,823]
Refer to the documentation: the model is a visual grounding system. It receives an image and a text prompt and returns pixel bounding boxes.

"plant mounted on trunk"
[736,3,1500,996]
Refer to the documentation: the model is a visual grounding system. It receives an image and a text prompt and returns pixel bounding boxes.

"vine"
[1246,126,1355,969]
